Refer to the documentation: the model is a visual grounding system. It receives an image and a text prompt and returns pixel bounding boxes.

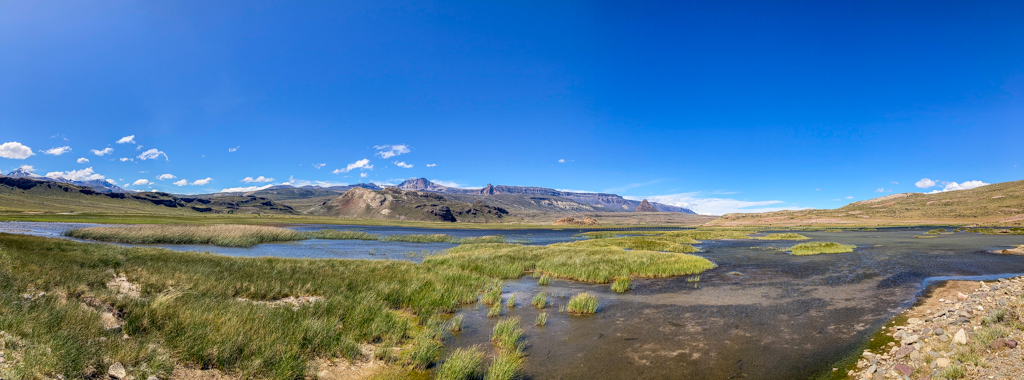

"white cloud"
[219,184,273,193]
[106,179,118,185]
[313,163,326,169]
[91,147,114,156]
[133,179,150,186]
[426,163,436,167]
[394,161,413,169]
[375,144,410,159]
[815,188,822,191]
[191,177,213,186]
[429,179,465,188]
[43,146,71,156]
[845,196,854,199]
[45,167,105,182]
[875,188,886,193]
[558,159,566,163]
[157,173,176,180]
[241,176,274,183]
[119,157,132,162]
[333,158,373,173]
[627,192,789,215]
[915,178,936,189]
[281,176,349,188]
[360,172,369,178]
[929,180,990,193]
[173,179,188,186]
[16,165,35,173]
[137,148,168,161]
[116,135,136,144]
[0,142,35,159]
[891,181,899,185]
[136,145,143,150]
[77,157,89,164]
[228,146,239,152]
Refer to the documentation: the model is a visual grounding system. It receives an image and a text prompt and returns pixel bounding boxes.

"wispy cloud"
[192,177,213,186]
[45,167,104,182]
[242,176,274,183]
[375,144,410,159]
[77,157,89,164]
[157,173,176,180]
[137,148,168,161]
[626,192,789,215]
[16,165,35,174]
[312,163,326,169]
[43,146,71,156]
[281,176,349,188]
[426,163,436,167]
[394,161,413,169]
[133,179,150,186]
[220,184,273,193]
[333,159,373,173]
[228,146,240,152]
[116,135,136,144]
[360,172,369,178]
[173,179,188,186]
[119,157,132,162]
[557,159,566,163]
[91,147,114,156]
[845,196,854,199]
[929,180,989,193]
[0,142,34,159]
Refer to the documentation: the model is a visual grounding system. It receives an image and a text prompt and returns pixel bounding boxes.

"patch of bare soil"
[235,296,323,309]
[107,274,141,298]
[311,345,383,380]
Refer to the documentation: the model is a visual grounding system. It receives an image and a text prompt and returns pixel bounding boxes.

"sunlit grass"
[566,293,598,315]
[66,224,305,247]
[611,277,631,293]
[535,312,548,327]
[754,233,809,241]
[437,346,485,380]
[490,317,524,352]
[789,242,856,255]
[531,292,548,309]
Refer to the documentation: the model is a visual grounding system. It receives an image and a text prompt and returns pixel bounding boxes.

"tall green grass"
[789,242,856,256]
[436,346,485,380]
[610,277,631,293]
[428,243,717,283]
[531,292,548,309]
[490,317,524,352]
[66,224,306,247]
[566,293,598,315]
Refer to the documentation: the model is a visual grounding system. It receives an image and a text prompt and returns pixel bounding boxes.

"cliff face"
[635,199,658,212]
[310,187,510,222]
[395,178,697,214]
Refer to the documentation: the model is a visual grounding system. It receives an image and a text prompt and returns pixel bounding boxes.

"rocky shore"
[849,276,1024,379]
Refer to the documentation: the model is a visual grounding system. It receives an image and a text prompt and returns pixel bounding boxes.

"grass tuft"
[436,346,486,380]
[755,233,810,241]
[531,293,548,309]
[538,274,550,285]
[610,277,631,293]
[485,350,525,380]
[490,317,524,352]
[566,293,598,315]
[789,242,856,255]
[535,312,548,327]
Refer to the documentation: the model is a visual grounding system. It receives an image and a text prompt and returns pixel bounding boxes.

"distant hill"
[4,168,129,193]
[709,179,1024,227]
[635,199,658,212]
[397,178,696,214]
[308,187,509,222]
[0,176,296,215]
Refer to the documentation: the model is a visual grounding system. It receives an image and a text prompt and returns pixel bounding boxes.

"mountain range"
[4,168,129,193]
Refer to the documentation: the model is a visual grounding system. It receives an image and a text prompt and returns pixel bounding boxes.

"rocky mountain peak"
[479,184,496,195]
[635,199,658,212]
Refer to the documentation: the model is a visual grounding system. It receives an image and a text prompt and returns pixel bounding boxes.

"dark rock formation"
[635,199,658,212]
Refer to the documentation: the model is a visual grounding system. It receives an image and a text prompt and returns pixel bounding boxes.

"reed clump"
[535,312,548,327]
[531,292,548,309]
[491,317,524,352]
[789,242,856,255]
[437,346,486,380]
[566,293,598,315]
[66,224,306,247]
[611,277,631,293]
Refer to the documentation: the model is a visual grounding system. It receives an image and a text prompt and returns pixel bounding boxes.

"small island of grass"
[755,233,810,241]
[788,242,856,256]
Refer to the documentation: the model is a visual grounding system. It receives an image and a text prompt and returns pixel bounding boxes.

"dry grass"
[789,242,856,255]
[66,224,305,247]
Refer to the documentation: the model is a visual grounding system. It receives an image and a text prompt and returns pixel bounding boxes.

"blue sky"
[1,1,1022,215]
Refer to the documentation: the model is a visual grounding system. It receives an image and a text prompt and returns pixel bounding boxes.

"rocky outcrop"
[635,199,658,212]
[552,217,599,226]
[311,187,509,223]
[396,178,697,214]
[849,277,1024,379]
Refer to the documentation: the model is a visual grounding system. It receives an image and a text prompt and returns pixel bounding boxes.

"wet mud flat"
[447,229,1024,379]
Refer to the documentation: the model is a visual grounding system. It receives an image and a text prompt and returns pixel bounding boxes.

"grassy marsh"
[754,233,810,241]
[788,242,856,256]
[428,243,717,283]
[437,347,485,380]
[610,277,631,293]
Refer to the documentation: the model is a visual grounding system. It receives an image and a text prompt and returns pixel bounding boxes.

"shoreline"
[842,275,1024,379]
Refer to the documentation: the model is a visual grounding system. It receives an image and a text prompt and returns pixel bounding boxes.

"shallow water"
[3,222,1022,379]
[447,229,1024,379]
[0,221,594,261]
